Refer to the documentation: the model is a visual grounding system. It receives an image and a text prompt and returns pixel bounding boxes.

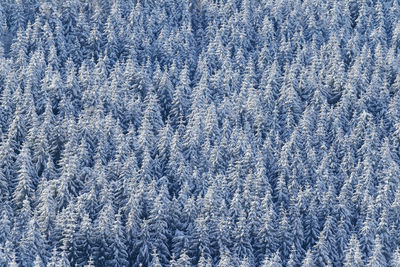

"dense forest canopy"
[1,0,400,266]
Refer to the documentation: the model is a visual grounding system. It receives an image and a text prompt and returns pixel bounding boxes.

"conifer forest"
[2,0,400,266]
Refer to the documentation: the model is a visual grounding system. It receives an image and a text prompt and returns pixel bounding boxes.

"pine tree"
[75,213,93,267]
[0,209,11,244]
[366,235,387,267]
[33,254,44,267]
[13,142,36,208]
[58,240,71,267]
[0,167,9,202]
[9,251,19,267]
[344,234,364,267]
[158,70,174,120]
[47,247,58,267]
[135,219,152,266]
[278,210,293,262]
[148,188,170,265]
[177,248,191,267]
[171,63,191,127]
[287,245,299,267]
[360,203,378,259]
[106,212,129,267]
[262,251,283,267]
[234,210,254,265]
[218,248,233,267]
[301,249,315,267]
[92,202,114,266]
[197,250,211,267]
[35,181,56,238]
[150,248,163,267]
[189,213,212,265]
[84,256,95,267]
[19,216,48,266]
[392,247,400,267]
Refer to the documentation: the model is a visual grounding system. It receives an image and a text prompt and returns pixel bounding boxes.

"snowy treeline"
[1,0,400,266]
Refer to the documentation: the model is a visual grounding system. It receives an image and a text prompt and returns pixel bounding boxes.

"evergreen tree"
[301,249,315,267]
[135,219,152,267]
[278,210,293,261]
[148,187,170,265]
[366,235,387,267]
[344,234,364,267]
[233,210,254,265]
[262,251,283,267]
[33,254,45,267]
[392,247,400,267]
[2,0,400,266]
[13,142,36,208]
[106,212,129,267]
[177,248,191,267]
